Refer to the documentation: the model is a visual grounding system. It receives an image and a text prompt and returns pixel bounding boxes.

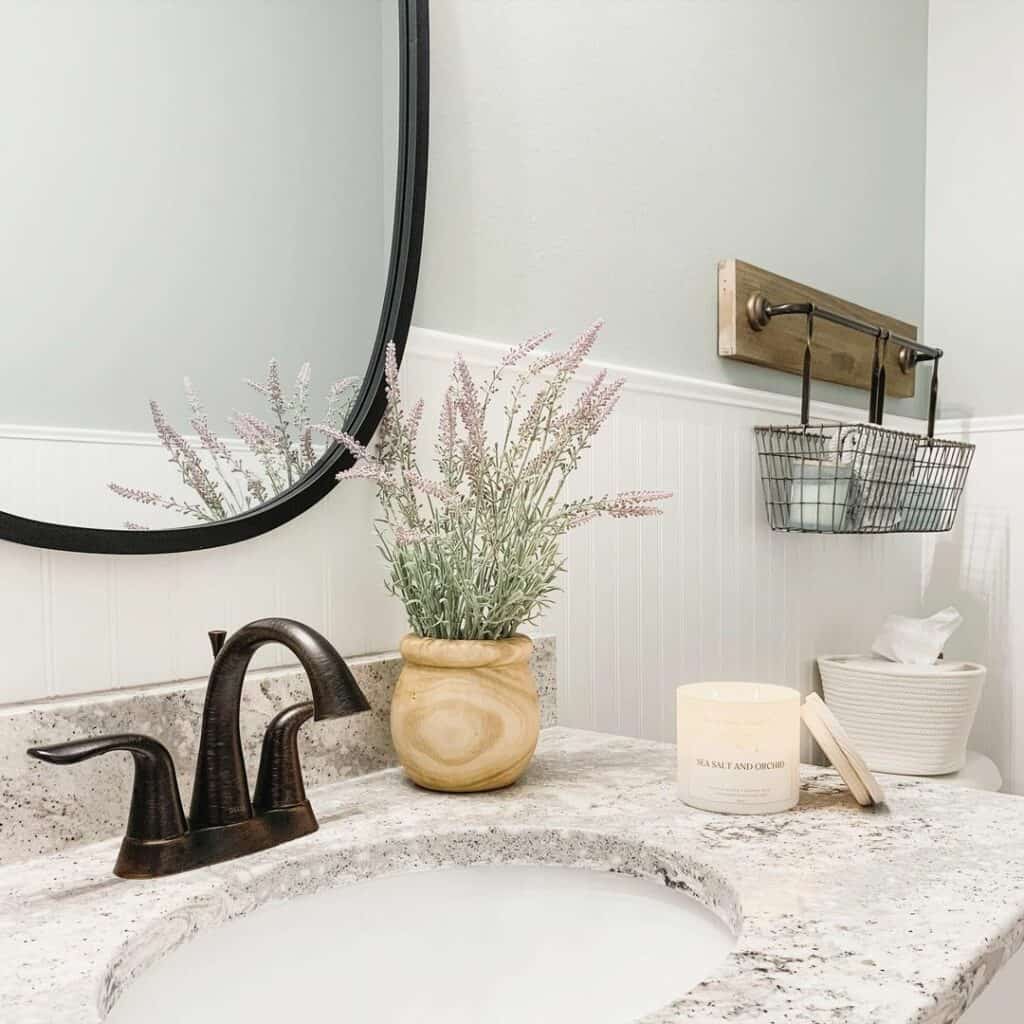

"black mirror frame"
[0,0,429,555]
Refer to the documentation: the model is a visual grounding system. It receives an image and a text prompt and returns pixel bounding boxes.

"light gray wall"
[0,1,392,435]
[924,0,1024,419]
[415,0,930,416]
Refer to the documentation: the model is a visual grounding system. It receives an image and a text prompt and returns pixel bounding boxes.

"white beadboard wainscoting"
[922,415,1024,794]
[0,486,408,704]
[0,325,940,772]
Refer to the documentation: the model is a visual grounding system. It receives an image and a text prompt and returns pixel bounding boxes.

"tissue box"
[816,655,985,775]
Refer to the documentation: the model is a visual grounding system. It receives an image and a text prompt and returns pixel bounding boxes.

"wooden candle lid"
[802,693,885,806]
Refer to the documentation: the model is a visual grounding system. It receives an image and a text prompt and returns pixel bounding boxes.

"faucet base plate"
[113,802,318,879]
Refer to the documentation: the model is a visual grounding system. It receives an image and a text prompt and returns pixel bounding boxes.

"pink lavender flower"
[559,319,604,375]
[576,368,608,407]
[521,446,558,481]
[614,490,673,504]
[268,360,286,420]
[566,511,599,529]
[336,462,390,484]
[592,377,625,429]
[406,398,425,445]
[326,377,362,424]
[108,484,165,507]
[437,388,456,457]
[294,362,311,408]
[528,349,566,374]
[245,476,268,504]
[384,339,401,405]
[403,469,457,504]
[107,483,213,523]
[185,380,234,463]
[328,321,671,641]
[553,369,614,435]
[395,526,429,546]
[517,387,552,441]
[560,376,625,442]
[299,424,316,466]
[500,330,552,369]
[606,504,663,519]
[453,356,482,435]
[603,490,673,518]
[230,412,278,451]
[329,376,362,400]
[315,424,371,461]
[453,355,486,473]
[148,401,225,516]
[148,400,182,454]
[112,361,362,525]
[245,359,286,420]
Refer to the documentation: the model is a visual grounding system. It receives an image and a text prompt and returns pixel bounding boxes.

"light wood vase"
[391,634,540,793]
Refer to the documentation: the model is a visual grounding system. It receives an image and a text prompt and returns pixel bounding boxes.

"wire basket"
[897,437,975,532]
[756,423,916,533]
[754,312,974,535]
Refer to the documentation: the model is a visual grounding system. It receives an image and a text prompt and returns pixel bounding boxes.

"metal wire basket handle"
[869,331,889,424]
[800,308,813,426]
[799,306,876,462]
[755,302,971,535]
[799,307,943,436]
[871,330,943,439]
[926,354,941,441]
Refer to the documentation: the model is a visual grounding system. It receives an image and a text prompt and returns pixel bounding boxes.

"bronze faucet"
[27,618,369,879]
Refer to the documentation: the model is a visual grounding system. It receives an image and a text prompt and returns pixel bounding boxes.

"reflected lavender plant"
[110,361,360,526]
[328,322,671,640]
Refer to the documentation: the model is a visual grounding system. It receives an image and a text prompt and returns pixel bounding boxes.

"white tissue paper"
[871,606,963,665]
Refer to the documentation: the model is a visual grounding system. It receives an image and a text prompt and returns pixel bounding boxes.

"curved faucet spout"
[189,617,369,830]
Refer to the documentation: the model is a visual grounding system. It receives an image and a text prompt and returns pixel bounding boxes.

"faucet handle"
[252,702,315,815]
[27,734,187,842]
[208,630,227,658]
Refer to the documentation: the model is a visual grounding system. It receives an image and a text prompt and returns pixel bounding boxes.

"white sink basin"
[106,864,735,1023]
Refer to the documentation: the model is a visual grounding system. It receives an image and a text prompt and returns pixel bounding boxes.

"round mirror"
[0,0,427,553]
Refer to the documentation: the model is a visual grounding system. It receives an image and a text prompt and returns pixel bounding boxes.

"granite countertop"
[3,726,1024,1023]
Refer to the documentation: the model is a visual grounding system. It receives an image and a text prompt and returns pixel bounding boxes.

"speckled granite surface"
[3,727,1024,1024]
[0,636,557,863]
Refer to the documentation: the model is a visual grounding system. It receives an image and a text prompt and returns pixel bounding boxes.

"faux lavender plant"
[328,322,670,640]
[110,361,360,525]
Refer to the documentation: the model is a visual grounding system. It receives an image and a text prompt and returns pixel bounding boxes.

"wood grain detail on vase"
[391,634,540,792]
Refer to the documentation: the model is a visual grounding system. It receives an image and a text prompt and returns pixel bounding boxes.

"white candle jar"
[787,458,855,532]
[677,682,801,814]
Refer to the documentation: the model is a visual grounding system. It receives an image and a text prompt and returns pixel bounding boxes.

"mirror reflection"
[0,1,399,529]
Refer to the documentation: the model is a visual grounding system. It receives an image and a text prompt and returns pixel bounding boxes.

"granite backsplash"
[0,636,556,863]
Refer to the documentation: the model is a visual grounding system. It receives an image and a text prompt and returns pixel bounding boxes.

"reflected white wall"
[0,1,392,435]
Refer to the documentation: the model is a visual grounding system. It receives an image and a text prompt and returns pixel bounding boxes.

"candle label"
[676,683,801,815]
[686,745,794,808]
[684,741,794,811]
[695,758,786,770]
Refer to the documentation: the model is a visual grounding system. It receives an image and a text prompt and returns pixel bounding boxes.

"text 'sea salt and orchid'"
[327,322,672,641]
